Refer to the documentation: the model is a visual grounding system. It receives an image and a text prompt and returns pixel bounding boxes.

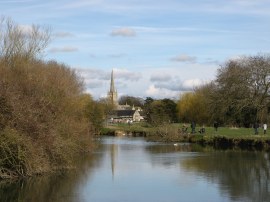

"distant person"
[263,123,267,134]
[214,121,218,132]
[191,121,196,134]
[199,125,205,134]
[253,122,259,135]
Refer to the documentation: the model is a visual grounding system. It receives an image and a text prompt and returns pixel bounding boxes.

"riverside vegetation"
[103,123,270,150]
[0,18,103,180]
[102,53,270,150]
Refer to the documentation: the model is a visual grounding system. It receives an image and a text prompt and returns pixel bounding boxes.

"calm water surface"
[1,136,270,202]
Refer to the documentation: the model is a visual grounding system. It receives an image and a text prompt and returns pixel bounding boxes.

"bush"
[0,128,37,178]
[0,18,96,179]
[0,60,94,179]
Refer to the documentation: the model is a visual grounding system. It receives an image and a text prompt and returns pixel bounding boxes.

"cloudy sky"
[1,0,270,99]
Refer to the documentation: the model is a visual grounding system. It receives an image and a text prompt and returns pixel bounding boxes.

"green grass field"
[103,122,269,139]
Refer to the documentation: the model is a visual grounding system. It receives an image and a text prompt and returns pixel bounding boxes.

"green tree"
[143,97,154,123]
[178,92,197,123]
[177,84,213,125]
[213,54,270,126]
[87,100,105,135]
[161,98,178,123]
[118,95,144,107]
[98,97,114,126]
[146,98,177,125]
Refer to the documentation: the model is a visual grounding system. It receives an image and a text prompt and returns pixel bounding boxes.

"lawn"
[102,122,270,150]
[104,122,269,139]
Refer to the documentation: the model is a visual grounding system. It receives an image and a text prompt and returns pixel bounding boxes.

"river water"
[1,136,270,202]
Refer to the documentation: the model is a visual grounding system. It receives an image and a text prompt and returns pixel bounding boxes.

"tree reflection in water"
[181,150,270,202]
[145,143,270,202]
[1,138,270,202]
[0,143,105,202]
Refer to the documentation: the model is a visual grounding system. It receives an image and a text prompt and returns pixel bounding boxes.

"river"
[0,136,270,202]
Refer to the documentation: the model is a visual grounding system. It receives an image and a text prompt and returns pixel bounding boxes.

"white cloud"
[108,53,126,58]
[77,68,141,82]
[49,47,78,53]
[226,54,246,62]
[145,85,159,96]
[150,73,172,82]
[114,68,141,81]
[111,28,136,37]
[154,78,204,92]
[182,79,203,90]
[145,85,179,99]
[84,79,103,88]
[171,54,197,63]
[53,31,75,38]
[76,68,109,80]
[75,62,217,99]
[76,68,141,89]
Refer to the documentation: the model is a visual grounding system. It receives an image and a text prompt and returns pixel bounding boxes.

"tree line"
[116,54,270,128]
[178,54,270,127]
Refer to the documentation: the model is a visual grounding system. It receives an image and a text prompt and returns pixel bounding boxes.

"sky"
[1,0,270,99]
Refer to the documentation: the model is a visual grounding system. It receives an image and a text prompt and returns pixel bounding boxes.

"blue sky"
[1,0,270,99]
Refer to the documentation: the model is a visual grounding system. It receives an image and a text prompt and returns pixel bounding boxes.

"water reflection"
[145,142,203,154]
[144,142,270,202]
[180,151,270,202]
[0,144,105,202]
[110,144,118,180]
[1,137,270,202]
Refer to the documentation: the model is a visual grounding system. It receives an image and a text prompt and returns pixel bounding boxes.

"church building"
[107,70,118,107]
[107,70,143,123]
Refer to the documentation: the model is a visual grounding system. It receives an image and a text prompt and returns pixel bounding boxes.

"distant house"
[110,110,143,123]
[107,70,143,123]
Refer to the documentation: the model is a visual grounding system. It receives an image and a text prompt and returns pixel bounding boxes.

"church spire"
[108,69,118,107]
[110,70,116,93]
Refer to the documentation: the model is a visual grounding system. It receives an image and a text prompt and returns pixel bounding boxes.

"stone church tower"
[107,70,118,107]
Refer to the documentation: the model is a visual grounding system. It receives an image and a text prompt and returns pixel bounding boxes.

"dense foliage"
[118,95,144,107]
[0,18,96,179]
[143,97,178,125]
[177,54,270,127]
[0,60,97,179]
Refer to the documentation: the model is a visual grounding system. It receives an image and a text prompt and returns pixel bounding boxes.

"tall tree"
[161,98,178,123]
[177,84,212,125]
[213,54,270,126]
[143,97,154,123]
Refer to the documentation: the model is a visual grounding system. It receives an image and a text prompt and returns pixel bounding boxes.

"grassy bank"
[102,123,270,150]
[101,123,150,136]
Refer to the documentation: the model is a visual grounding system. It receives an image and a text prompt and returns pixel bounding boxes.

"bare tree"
[0,17,51,66]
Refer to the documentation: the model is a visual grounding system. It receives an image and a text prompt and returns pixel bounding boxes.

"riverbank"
[102,123,270,151]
